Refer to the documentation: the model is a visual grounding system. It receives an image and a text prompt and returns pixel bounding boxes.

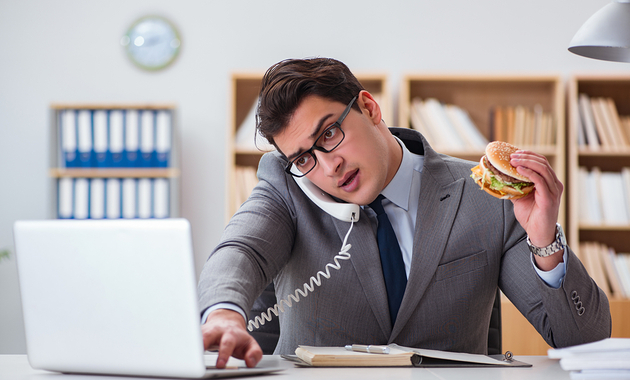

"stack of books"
[579,242,630,300]
[409,98,488,152]
[548,338,630,379]
[577,94,630,151]
[577,167,630,226]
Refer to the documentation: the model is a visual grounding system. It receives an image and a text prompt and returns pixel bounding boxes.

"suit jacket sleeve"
[498,199,611,348]
[197,152,297,318]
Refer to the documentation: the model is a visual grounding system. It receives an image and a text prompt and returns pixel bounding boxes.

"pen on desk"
[344,344,390,354]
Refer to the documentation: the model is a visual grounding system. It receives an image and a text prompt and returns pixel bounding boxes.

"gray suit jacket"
[198,128,611,355]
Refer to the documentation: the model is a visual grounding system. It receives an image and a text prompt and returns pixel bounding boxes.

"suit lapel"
[332,210,392,339]
[390,145,466,341]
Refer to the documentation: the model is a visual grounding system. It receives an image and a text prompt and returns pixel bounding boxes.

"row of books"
[409,98,488,151]
[578,167,630,226]
[577,94,630,151]
[233,166,259,212]
[579,242,630,299]
[57,177,170,219]
[490,104,556,147]
[59,109,172,168]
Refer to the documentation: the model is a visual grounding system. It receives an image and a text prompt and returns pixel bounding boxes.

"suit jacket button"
[571,290,579,300]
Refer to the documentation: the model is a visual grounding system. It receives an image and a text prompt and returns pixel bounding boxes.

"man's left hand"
[510,150,564,270]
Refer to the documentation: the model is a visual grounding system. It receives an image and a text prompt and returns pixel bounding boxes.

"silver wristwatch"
[526,223,566,257]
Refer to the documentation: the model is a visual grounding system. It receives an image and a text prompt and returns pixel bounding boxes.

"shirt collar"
[381,136,418,211]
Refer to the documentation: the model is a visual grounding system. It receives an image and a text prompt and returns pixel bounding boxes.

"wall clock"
[121,16,181,71]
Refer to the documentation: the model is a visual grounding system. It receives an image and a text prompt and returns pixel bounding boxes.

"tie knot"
[369,194,386,216]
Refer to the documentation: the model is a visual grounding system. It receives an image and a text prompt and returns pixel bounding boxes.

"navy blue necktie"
[369,194,407,326]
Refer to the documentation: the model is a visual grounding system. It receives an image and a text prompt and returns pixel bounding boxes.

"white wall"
[0,0,626,353]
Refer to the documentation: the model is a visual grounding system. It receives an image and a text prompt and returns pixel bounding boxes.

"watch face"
[121,16,181,71]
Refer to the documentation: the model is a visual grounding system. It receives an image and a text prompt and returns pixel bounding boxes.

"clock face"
[121,16,181,71]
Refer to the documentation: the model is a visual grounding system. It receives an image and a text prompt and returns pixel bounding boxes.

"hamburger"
[470,141,534,200]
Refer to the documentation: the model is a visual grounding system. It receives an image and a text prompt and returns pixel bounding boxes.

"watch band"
[526,223,566,257]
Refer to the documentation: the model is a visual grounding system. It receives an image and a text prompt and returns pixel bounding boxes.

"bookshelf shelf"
[579,150,630,157]
[226,72,391,222]
[50,168,180,178]
[579,224,630,231]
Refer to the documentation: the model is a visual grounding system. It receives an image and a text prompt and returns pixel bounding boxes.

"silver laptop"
[13,218,283,378]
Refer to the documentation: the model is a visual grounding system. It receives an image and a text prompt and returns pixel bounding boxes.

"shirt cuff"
[531,248,568,289]
[201,302,248,324]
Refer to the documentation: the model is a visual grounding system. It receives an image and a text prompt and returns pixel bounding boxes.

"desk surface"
[1,355,569,379]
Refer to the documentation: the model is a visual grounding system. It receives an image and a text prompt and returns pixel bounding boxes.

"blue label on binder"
[79,151,93,167]
[95,152,107,167]
[124,150,140,167]
[140,151,154,167]
[108,152,124,167]
[64,151,79,168]
[156,152,169,168]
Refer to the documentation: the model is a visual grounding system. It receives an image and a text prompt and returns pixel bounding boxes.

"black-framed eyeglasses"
[284,96,358,178]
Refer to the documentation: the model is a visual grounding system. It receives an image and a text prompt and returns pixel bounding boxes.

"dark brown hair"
[255,57,364,149]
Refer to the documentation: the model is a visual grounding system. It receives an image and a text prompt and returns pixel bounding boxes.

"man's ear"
[357,90,382,124]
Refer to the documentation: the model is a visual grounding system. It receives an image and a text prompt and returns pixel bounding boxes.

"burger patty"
[483,156,531,184]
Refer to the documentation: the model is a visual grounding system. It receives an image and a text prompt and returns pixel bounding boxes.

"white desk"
[1,355,569,379]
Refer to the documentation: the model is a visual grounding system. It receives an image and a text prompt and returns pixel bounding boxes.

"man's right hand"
[201,309,262,368]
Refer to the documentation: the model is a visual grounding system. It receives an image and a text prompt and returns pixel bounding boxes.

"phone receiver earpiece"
[293,176,360,222]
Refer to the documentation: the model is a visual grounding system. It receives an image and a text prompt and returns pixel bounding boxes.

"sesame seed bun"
[485,141,531,183]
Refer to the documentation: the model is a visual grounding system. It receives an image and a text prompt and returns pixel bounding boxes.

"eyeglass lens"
[292,125,344,175]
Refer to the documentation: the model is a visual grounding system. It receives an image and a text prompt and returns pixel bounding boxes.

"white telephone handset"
[246,176,359,332]
[293,176,360,222]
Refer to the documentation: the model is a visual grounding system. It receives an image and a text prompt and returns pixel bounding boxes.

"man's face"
[274,93,396,206]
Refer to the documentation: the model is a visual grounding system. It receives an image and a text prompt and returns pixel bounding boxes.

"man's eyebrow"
[286,113,334,161]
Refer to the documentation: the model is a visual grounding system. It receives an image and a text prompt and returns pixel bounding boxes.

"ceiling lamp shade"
[569,0,630,62]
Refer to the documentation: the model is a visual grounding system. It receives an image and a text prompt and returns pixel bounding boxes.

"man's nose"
[314,150,341,176]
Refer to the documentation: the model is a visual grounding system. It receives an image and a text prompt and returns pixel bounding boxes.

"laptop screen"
[14,219,209,378]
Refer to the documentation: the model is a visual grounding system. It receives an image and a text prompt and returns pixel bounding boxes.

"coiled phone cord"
[247,215,356,331]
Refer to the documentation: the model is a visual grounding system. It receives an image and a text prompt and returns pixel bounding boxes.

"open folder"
[286,344,531,368]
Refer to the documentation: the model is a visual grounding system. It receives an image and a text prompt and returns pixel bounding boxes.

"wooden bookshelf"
[49,104,180,219]
[565,75,630,349]
[226,72,391,222]
[567,75,630,251]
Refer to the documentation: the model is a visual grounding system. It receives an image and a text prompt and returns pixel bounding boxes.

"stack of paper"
[548,338,630,379]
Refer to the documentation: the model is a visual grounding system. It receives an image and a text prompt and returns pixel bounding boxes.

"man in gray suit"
[198,58,611,368]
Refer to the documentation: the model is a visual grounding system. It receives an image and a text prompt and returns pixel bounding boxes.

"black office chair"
[249,284,502,355]
[487,288,503,355]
